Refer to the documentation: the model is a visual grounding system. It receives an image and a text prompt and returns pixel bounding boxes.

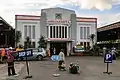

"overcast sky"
[0,0,120,28]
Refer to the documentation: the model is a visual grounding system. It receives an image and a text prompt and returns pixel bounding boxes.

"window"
[84,42,86,47]
[29,25,31,38]
[32,25,35,39]
[24,25,27,38]
[33,49,38,52]
[56,26,58,38]
[38,48,43,52]
[62,26,64,38]
[80,42,83,46]
[53,26,55,38]
[50,26,52,38]
[59,26,61,38]
[87,27,90,39]
[87,42,90,47]
[80,27,83,39]
[65,26,67,38]
[55,13,62,19]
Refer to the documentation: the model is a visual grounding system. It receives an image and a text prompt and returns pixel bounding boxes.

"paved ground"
[8,57,120,80]
[0,62,25,80]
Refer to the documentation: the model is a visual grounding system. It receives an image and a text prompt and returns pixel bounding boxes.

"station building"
[0,16,15,48]
[15,7,97,56]
[97,21,120,49]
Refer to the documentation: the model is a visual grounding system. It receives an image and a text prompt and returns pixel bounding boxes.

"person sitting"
[69,63,79,74]
[58,60,66,71]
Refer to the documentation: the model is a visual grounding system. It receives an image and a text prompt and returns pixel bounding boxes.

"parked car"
[15,48,47,61]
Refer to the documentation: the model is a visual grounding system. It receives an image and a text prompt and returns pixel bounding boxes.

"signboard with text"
[18,50,33,57]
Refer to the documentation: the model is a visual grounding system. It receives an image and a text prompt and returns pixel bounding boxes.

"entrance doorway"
[50,42,67,56]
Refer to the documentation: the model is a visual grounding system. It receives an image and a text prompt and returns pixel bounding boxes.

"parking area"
[16,56,120,80]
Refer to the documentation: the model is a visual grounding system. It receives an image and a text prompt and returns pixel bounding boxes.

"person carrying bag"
[7,48,17,76]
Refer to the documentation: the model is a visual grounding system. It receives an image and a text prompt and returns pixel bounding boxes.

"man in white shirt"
[58,49,66,71]
[59,49,65,61]
[111,48,116,60]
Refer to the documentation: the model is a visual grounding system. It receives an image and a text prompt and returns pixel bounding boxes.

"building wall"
[76,18,97,47]
[15,8,97,49]
[40,8,75,39]
[41,8,75,21]
[15,15,40,47]
[71,14,77,47]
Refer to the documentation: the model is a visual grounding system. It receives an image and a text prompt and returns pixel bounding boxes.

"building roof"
[0,16,14,30]
[76,17,97,22]
[15,15,40,21]
[41,7,75,13]
[15,14,97,23]
[97,21,120,32]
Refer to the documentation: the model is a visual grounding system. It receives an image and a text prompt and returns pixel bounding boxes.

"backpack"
[7,51,14,62]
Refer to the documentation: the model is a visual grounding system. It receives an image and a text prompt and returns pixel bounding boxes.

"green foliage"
[89,34,95,45]
[38,35,47,49]
[24,36,31,49]
[15,31,22,46]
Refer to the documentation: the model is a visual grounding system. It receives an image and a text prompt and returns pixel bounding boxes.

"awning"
[47,38,74,42]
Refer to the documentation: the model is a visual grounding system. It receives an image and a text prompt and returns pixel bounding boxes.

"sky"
[0,0,120,28]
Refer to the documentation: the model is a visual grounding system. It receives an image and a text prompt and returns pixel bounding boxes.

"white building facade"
[15,7,97,56]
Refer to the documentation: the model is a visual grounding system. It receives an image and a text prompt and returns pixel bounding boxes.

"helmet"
[9,47,12,50]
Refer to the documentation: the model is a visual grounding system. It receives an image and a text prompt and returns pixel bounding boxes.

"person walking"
[7,48,16,76]
[111,48,117,60]
[58,49,66,71]
[53,47,56,55]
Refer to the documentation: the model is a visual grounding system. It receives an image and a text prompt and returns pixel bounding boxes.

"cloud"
[76,12,120,28]
[61,0,120,10]
[0,0,120,28]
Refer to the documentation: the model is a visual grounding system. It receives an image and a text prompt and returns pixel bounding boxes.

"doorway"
[50,42,67,56]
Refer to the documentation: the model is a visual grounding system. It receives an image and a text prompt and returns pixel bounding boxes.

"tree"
[24,36,31,49]
[15,31,22,47]
[89,34,96,48]
[38,35,47,49]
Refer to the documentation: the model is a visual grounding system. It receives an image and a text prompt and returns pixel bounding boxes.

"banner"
[51,55,60,61]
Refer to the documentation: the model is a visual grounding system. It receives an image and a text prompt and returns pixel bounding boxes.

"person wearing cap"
[7,48,17,76]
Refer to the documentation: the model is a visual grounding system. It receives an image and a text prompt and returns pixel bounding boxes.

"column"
[64,26,65,38]
[67,42,70,56]
[48,26,50,38]
[86,42,87,47]
[67,26,69,38]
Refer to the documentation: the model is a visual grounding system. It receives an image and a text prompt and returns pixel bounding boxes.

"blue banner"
[51,55,60,61]
[18,50,33,57]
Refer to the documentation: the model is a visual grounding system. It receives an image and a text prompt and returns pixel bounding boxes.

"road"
[15,56,120,80]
